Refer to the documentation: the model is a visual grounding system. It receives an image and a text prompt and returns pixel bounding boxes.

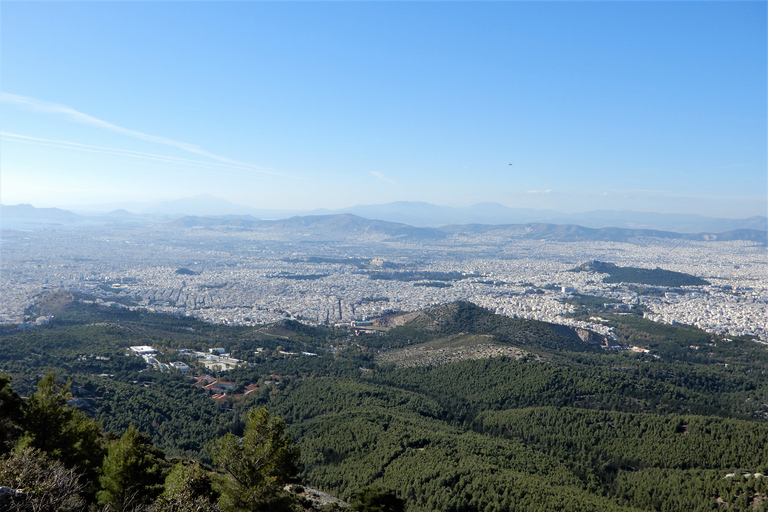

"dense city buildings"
[1,223,765,344]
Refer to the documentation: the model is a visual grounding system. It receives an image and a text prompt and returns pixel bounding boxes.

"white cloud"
[370,171,397,185]
[526,189,552,195]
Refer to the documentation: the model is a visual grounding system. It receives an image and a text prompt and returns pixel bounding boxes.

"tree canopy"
[211,407,300,512]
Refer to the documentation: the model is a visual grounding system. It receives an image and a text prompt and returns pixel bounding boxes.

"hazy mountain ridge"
[42,195,768,232]
[165,213,447,241]
[2,202,766,243]
[337,201,768,233]
[439,222,768,243]
[162,214,765,244]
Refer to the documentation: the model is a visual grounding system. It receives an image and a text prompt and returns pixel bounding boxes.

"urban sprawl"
[1,225,765,346]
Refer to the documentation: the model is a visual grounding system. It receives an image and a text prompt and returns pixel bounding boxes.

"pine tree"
[211,407,299,512]
[15,371,104,496]
[97,424,164,511]
[351,487,406,512]
[154,462,220,511]
[0,374,24,454]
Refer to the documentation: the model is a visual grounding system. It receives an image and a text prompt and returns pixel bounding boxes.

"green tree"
[0,374,24,454]
[351,487,405,512]
[211,407,299,512]
[154,462,220,511]
[97,424,165,511]
[15,371,104,493]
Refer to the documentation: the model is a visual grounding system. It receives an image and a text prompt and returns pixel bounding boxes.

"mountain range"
[2,198,766,243]
[64,195,767,232]
[163,213,766,244]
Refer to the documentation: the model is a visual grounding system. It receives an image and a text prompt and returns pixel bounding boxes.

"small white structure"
[170,362,190,372]
[130,346,156,355]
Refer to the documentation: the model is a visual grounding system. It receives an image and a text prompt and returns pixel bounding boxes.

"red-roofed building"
[192,376,216,387]
[203,380,235,394]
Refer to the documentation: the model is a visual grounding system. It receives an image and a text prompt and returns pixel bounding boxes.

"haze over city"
[1,1,765,218]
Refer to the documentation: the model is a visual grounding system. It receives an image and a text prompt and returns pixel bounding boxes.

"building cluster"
[1,225,765,344]
[179,348,244,372]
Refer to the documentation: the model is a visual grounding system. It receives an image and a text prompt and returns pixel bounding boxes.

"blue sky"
[1,1,765,217]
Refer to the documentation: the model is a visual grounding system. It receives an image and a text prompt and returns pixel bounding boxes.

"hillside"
[571,260,711,286]
[2,296,768,510]
[370,301,600,353]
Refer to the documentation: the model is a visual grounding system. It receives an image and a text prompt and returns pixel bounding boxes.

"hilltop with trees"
[1,296,768,510]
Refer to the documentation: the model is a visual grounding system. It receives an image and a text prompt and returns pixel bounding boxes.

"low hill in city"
[571,260,710,286]
[373,301,600,353]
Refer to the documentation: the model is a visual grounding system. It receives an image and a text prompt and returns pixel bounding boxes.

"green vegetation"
[367,271,479,282]
[362,301,599,353]
[561,293,624,310]
[2,295,768,511]
[0,371,306,511]
[269,272,331,280]
[360,297,390,303]
[282,256,373,268]
[97,425,165,510]
[572,261,710,286]
[413,281,452,288]
[211,408,300,512]
[200,282,228,289]
[351,487,405,512]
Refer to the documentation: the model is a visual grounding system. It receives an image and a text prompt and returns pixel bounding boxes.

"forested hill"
[571,260,710,286]
[2,295,768,511]
[366,301,600,352]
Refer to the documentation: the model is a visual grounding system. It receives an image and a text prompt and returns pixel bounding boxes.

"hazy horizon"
[1,2,765,218]
[5,195,765,221]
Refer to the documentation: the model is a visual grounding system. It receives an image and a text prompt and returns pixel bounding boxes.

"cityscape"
[1,0,766,509]
[2,218,765,345]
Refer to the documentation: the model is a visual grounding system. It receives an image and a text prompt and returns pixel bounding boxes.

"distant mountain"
[165,213,446,241]
[102,209,130,217]
[268,214,444,238]
[337,201,767,233]
[1,203,82,222]
[0,203,87,229]
[338,201,561,227]
[564,210,768,233]
[439,222,768,244]
[161,213,766,244]
[68,195,304,219]
[0,204,165,230]
[57,196,768,233]
[4,200,766,241]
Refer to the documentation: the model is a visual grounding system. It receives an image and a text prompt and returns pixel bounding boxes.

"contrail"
[0,132,284,178]
[0,92,284,177]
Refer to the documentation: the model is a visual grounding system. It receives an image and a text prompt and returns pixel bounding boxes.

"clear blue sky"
[1,1,765,217]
